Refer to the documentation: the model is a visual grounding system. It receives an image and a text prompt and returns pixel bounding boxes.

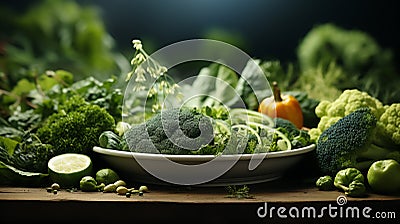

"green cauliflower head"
[310,89,385,142]
[318,89,384,118]
[374,103,400,147]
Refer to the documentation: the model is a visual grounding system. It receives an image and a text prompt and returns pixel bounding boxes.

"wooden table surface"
[1,177,399,224]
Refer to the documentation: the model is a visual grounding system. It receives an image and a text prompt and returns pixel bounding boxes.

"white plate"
[93,144,315,186]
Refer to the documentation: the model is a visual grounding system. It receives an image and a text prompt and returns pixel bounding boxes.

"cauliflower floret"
[375,103,400,147]
[315,100,330,118]
[310,89,385,141]
[328,89,385,118]
[342,90,385,118]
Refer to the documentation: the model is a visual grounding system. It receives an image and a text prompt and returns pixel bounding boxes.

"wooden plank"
[1,182,399,224]
[1,185,399,204]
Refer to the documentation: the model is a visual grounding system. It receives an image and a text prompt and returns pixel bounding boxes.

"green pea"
[51,183,60,190]
[138,185,149,192]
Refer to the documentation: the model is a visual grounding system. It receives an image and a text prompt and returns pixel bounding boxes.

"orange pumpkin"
[258,82,303,129]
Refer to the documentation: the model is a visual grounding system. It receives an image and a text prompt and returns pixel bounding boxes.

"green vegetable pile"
[312,90,400,196]
[1,1,399,197]
[37,95,115,155]
[314,100,400,176]
[0,72,121,186]
[103,106,310,155]
[297,23,399,105]
[315,167,368,197]
[0,0,127,91]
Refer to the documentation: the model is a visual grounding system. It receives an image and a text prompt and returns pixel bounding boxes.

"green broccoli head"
[374,103,400,147]
[316,107,377,176]
[125,107,214,155]
[273,118,299,137]
[37,95,115,155]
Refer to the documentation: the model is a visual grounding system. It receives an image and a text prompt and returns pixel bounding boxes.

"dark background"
[84,0,400,64]
[3,0,400,64]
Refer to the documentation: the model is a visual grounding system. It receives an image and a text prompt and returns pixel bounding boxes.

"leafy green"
[44,76,123,122]
[9,134,54,173]
[292,62,345,102]
[181,63,238,108]
[0,117,24,140]
[1,70,123,135]
[260,60,297,92]
[0,160,49,187]
[181,59,271,111]
[282,91,320,128]
[0,0,126,90]
[233,59,271,110]
[0,135,50,186]
[297,23,400,104]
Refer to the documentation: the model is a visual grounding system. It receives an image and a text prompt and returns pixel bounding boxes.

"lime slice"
[48,153,93,188]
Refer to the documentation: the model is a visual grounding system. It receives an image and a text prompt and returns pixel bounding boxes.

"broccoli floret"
[274,118,299,137]
[316,107,399,176]
[310,89,385,142]
[125,107,214,155]
[37,95,115,155]
[274,117,312,147]
[316,175,335,191]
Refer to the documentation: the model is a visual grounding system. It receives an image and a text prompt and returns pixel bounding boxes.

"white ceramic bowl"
[93,144,315,186]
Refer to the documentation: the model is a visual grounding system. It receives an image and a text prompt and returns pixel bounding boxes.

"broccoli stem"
[355,143,398,170]
[358,143,395,160]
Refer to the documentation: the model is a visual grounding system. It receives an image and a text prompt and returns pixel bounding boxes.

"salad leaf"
[182,59,271,110]
[0,161,48,187]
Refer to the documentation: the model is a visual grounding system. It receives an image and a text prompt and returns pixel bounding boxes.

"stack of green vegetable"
[0,71,122,186]
[0,0,127,92]
[312,89,400,196]
[1,4,400,195]
[99,106,312,156]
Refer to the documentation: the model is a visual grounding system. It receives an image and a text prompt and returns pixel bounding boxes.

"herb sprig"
[125,40,181,113]
[225,185,254,199]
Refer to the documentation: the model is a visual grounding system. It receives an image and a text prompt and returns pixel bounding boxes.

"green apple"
[367,159,400,194]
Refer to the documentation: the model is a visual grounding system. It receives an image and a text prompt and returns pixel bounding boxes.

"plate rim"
[93,144,315,162]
